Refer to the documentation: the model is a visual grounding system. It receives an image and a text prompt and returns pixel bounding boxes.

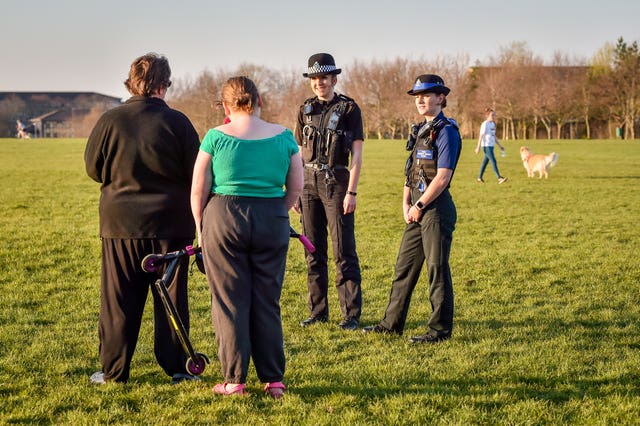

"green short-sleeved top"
[200,128,299,198]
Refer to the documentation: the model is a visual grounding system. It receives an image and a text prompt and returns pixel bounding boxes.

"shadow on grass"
[582,175,640,179]
[293,372,640,402]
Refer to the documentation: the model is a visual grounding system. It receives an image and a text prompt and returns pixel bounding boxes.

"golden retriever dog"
[519,146,559,178]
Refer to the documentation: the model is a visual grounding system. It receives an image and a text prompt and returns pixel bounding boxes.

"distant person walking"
[475,108,507,184]
[85,53,201,384]
[16,120,29,139]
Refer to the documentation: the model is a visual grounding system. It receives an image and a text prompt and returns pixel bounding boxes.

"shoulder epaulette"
[337,94,355,104]
[445,117,459,130]
[433,118,449,130]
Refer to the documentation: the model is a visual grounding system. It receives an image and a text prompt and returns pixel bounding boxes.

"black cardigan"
[85,96,200,239]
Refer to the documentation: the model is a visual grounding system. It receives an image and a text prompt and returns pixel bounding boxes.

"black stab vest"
[405,118,455,190]
[300,94,354,168]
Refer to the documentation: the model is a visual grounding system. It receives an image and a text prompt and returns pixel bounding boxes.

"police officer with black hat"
[362,74,461,343]
[294,53,364,330]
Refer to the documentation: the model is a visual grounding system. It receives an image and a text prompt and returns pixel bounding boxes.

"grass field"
[0,137,639,425]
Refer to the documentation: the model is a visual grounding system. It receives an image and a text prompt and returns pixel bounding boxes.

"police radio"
[417,119,444,142]
[405,123,420,151]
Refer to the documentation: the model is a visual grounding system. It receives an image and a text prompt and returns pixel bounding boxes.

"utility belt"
[304,162,348,190]
[304,163,347,171]
[303,126,346,138]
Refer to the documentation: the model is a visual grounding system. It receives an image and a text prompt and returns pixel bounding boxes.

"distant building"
[0,92,122,138]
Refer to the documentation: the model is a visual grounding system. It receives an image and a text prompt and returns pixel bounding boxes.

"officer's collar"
[317,93,339,106]
[423,111,445,126]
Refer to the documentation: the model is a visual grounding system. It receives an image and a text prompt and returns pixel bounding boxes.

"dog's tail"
[547,152,559,168]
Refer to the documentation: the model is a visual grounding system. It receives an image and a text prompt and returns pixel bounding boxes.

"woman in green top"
[191,76,303,398]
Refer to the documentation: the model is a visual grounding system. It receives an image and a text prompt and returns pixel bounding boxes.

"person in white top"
[474,108,507,184]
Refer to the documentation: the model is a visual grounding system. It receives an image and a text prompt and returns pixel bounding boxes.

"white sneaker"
[90,371,106,385]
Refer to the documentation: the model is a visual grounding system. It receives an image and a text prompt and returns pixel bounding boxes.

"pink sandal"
[264,382,286,399]
[213,382,247,396]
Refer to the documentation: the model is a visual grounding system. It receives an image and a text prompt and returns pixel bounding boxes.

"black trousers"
[300,167,362,321]
[380,189,456,336]
[99,238,192,382]
[201,195,289,384]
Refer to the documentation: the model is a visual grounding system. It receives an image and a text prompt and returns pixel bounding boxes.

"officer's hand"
[407,205,422,223]
[343,193,356,214]
[293,200,301,214]
[403,205,412,224]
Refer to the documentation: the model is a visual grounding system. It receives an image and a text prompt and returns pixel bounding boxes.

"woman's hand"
[406,205,423,223]
[343,193,356,214]
[403,203,412,224]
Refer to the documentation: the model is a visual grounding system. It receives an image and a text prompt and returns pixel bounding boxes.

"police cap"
[303,53,342,78]
[407,74,450,96]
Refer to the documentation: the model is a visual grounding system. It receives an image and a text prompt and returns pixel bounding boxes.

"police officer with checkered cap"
[294,53,364,331]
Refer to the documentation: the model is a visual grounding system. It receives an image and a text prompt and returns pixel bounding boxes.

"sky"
[1,0,639,101]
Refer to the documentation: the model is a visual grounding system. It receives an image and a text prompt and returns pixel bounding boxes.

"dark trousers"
[201,195,289,384]
[300,167,362,321]
[99,238,191,383]
[380,190,456,336]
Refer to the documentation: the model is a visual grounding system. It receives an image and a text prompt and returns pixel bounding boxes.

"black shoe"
[338,317,359,330]
[409,332,451,344]
[171,373,201,385]
[361,324,401,335]
[300,315,328,327]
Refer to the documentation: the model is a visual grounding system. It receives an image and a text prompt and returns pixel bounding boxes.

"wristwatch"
[415,200,425,210]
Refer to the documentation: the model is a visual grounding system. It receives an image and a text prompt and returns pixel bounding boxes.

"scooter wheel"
[186,353,210,376]
[141,254,159,273]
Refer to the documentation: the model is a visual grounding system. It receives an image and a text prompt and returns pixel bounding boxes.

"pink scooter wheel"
[186,353,210,376]
[141,254,160,273]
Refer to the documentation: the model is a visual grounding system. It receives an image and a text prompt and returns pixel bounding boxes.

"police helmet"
[407,74,450,96]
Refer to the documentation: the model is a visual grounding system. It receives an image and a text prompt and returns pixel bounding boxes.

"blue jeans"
[479,146,502,179]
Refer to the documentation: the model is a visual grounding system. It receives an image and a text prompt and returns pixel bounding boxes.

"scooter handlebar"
[289,227,316,253]
[297,233,315,253]
[141,245,202,273]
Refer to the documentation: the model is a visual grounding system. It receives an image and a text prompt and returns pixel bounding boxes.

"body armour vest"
[300,94,355,168]
[405,118,457,191]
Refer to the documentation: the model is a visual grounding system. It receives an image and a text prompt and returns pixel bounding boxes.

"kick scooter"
[142,245,210,376]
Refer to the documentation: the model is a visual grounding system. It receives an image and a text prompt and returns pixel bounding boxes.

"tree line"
[169,38,639,142]
[5,38,634,141]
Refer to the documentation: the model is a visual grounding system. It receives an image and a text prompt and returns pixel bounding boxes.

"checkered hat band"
[307,63,338,74]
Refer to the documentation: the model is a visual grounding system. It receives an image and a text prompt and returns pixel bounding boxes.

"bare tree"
[475,42,543,140]
[611,38,640,139]
[546,54,588,139]
[588,39,639,139]
[158,39,638,141]
[0,95,26,137]
[168,69,226,138]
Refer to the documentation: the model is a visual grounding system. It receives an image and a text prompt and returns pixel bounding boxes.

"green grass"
[1,137,639,425]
